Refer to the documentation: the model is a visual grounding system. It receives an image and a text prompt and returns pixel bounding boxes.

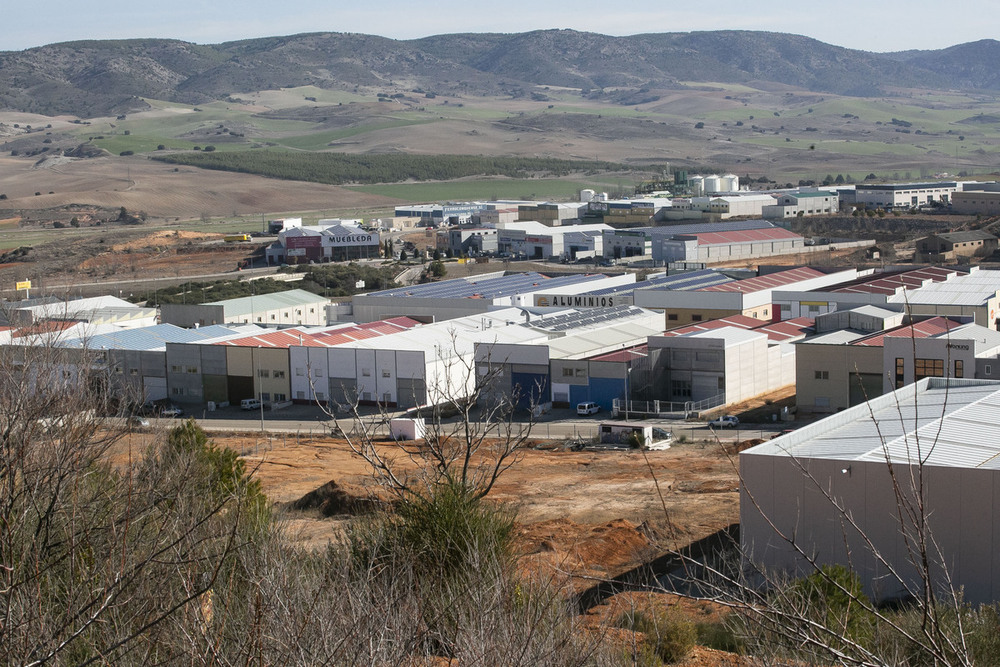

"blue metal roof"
[585,269,735,296]
[532,305,651,332]
[59,323,236,351]
[365,272,608,300]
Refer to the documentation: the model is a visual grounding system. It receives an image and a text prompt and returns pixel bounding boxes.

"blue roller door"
[569,384,590,407]
[511,372,549,410]
[588,377,626,411]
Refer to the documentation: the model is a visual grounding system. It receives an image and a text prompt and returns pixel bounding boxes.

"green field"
[348,178,613,202]
[275,119,436,150]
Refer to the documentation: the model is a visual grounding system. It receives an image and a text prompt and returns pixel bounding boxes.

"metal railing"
[612,393,726,419]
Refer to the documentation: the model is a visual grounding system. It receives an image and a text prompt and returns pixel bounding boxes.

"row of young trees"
[152,151,625,186]
[136,264,401,306]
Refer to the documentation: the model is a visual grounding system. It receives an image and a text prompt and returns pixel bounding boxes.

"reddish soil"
[218,431,745,664]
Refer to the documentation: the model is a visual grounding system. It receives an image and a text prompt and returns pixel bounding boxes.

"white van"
[241,398,262,411]
[576,401,600,415]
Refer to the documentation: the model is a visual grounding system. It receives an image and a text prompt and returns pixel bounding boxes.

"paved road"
[162,403,788,444]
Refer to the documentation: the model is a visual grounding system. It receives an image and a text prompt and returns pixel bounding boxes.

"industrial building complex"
[9,174,1000,608]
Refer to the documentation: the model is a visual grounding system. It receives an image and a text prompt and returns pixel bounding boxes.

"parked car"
[709,415,739,428]
[241,398,262,411]
[652,427,673,442]
[576,401,600,416]
[159,405,183,418]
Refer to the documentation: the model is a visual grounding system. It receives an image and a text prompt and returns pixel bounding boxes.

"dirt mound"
[518,517,653,589]
[111,229,222,252]
[720,439,763,456]
[288,479,382,517]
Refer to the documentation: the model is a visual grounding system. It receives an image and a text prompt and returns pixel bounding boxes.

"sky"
[3,0,997,53]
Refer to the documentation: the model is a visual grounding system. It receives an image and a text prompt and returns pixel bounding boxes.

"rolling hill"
[0,30,996,118]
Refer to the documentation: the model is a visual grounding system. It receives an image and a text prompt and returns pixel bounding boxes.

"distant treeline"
[151,151,626,185]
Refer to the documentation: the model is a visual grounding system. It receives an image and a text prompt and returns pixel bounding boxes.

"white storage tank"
[703,175,722,194]
[580,188,596,202]
[688,176,705,196]
[722,174,740,192]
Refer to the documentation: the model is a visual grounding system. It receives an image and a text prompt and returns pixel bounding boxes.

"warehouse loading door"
[849,373,883,407]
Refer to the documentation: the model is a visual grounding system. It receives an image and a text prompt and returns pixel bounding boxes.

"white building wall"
[742,454,1000,604]
[882,336,980,393]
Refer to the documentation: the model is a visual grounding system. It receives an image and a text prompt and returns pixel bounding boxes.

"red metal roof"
[11,321,77,338]
[698,267,826,294]
[832,266,960,295]
[754,317,815,342]
[661,315,761,337]
[853,317,963,347]
[661,315,814,342]
[686,227,802,246]
[217,317,420,348]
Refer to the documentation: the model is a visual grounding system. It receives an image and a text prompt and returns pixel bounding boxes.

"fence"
[612,392,726,419]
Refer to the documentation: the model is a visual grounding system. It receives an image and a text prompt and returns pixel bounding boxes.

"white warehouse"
[741,378,1000,605]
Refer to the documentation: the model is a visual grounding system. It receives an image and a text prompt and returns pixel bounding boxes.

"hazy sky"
[3,0,996,53]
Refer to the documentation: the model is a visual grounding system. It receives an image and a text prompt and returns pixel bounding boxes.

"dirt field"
[217,430,744,666]
[213,432,738,587]
[0,154,400,221]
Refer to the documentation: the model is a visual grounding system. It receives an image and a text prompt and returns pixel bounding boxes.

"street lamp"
[256,345,264,432]
[625,366,632,421]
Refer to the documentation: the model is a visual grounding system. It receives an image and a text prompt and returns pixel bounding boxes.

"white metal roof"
[547,323,663,359]
[211,289,329,317]
[683,327,766,346]
[744,378,1000,468]
[848,304,901,319]
[890,269,1000,307]
[799,330,871,346]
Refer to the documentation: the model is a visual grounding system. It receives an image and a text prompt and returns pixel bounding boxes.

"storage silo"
[688,176,704,196]
[580,188,596,202]
[703,175,722,194]
[722,174,740,192]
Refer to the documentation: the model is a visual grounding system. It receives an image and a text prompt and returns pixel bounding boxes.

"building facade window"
[671,380,692,398]
[895,357,905,389]
[955,359,964,379]
[814,370,829,380]
[914,358,944,380]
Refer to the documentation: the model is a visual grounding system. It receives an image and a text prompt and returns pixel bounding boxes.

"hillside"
[0,30,996,117]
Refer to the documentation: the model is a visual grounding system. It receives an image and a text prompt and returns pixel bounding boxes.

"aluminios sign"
[534,293,619,308]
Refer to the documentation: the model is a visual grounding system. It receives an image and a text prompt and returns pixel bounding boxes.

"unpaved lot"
[215,432,740,589]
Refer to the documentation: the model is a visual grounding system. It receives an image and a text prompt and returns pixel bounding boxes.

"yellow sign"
[15,280,31,291]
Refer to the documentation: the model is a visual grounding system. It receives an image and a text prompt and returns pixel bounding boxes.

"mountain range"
[1,30,999,118]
